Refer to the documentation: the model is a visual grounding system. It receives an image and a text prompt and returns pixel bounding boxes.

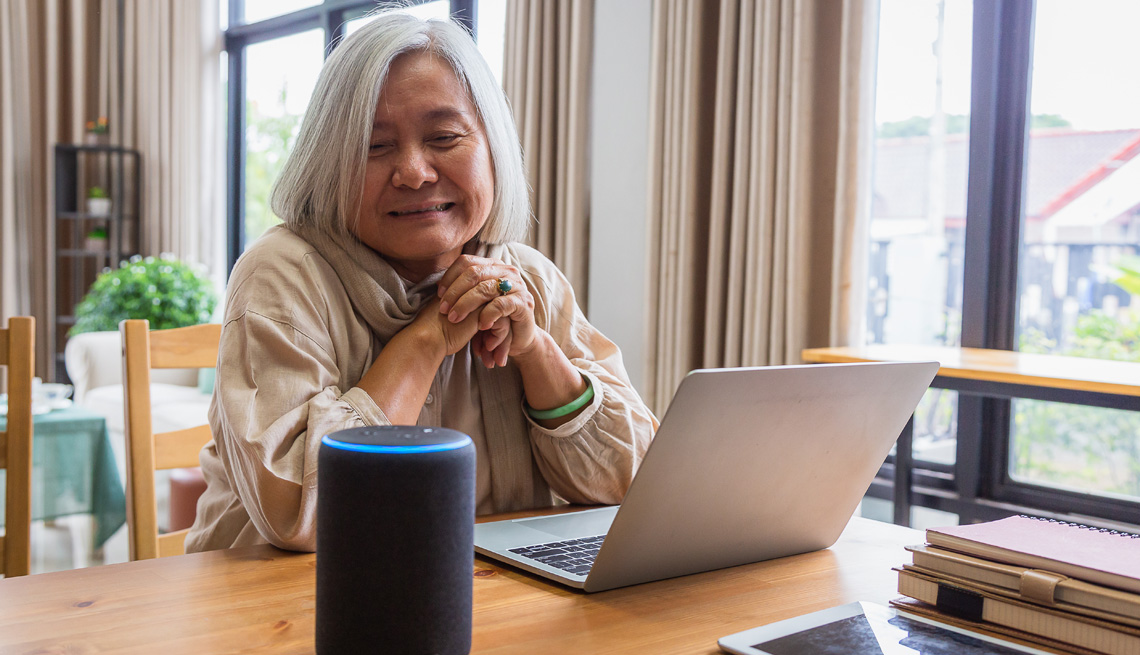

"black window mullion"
[226,15,323,47]
[225,1,244,273]
[955,0,1035,524]
[229,0,243,31]
[325,11,343,53]
[961,0,1035,351]
[226,43,246,273]
[1000,479,1140,526]
[322,0,341,54]
[451,0,477,39]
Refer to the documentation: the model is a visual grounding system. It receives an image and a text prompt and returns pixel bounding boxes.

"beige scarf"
[289,224,553,512]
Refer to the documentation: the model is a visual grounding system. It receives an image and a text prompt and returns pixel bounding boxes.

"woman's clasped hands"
[418,254,538,369]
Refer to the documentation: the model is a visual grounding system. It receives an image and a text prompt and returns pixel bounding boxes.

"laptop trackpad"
[512,506,619,539]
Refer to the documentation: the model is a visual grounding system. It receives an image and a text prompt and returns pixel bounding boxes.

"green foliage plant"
[1109,255,1140,296]
[244,88,301,246]
[88,186,109,199]
[1013,310,1140,498]
[70,254,218,336]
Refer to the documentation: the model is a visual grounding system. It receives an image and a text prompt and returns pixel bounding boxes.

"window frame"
[882,0,1140,527]
[223,0,477,271]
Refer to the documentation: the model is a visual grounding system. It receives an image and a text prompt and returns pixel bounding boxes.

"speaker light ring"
[321,434,472,454]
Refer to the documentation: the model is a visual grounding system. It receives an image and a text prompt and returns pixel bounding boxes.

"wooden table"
[801,345,1140,524]
[801,345,1140,406]
[0,514,921,654]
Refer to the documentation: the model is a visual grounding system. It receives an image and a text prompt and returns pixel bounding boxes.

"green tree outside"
[244,87,303,248]
[1013,296,1140,499]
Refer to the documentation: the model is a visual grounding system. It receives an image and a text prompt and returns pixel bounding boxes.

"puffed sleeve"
[205,238,390,551]
[512,245,658,505]
[210,312,389,551]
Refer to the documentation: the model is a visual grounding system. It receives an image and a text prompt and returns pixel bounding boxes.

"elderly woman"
[186,13,657,552]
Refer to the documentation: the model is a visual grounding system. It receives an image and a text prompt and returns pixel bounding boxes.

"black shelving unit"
[52,144,142,382]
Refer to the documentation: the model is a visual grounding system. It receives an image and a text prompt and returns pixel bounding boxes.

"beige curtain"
[0,0,103,380]
[645,0,877,411]
[0,0,223,380]
[118,0,225,278]
[503,0,593,310]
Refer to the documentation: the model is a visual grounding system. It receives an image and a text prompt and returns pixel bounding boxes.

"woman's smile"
[387,201,457,218]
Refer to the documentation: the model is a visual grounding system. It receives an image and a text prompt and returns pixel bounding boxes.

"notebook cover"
[926,516,1140,594]
[897,568,1140,655]
[891,598,1103,655]
[906,544,1140,624]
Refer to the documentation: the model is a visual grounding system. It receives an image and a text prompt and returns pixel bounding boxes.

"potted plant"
[87,187,111,216]
[84,226,108,251]
[70,254,219,336]
[84,116,109,145]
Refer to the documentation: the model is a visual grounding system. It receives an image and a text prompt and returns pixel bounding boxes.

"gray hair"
[269,11,530,245]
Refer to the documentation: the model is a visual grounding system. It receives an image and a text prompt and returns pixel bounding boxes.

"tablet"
[718,601,1053,655]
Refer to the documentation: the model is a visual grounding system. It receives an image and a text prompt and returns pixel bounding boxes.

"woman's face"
[351,51,495,282]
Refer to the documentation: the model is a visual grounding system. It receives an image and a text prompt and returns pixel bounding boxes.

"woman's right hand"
[409,296,483,358]
[355,297,482,424]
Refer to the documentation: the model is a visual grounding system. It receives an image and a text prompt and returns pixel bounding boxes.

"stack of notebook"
[892,515,1140,655]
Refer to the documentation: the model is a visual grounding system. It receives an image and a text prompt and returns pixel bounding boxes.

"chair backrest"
[1,317,34,577]
[121,319,220,560]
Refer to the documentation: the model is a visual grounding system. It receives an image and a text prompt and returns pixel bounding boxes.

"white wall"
[588,0,653,394]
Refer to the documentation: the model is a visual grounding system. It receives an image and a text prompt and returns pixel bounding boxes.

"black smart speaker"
[316,426,475,655]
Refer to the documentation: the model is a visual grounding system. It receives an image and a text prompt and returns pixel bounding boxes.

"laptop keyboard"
[508,535,605,576]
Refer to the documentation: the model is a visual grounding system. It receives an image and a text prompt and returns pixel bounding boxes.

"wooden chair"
[1,317,34,577]
[121,319,220,560]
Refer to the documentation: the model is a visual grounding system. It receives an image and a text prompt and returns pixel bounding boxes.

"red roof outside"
[871,127,1140,225]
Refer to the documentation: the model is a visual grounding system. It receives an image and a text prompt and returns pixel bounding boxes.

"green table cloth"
[0,405,126,548]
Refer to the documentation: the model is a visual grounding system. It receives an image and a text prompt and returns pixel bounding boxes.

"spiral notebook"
[925,516,1140,594]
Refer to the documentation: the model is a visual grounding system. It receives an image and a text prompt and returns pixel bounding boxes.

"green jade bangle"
[526,378,594,420]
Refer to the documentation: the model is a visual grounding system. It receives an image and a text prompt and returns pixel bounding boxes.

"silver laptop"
[474,361,938,592]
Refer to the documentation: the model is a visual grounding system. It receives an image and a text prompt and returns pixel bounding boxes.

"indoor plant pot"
[84,227,108,251]
[87,187,111,216]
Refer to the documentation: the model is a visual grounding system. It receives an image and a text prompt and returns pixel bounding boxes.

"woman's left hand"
[437,255,537,367]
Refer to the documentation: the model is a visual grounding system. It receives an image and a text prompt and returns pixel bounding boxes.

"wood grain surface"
[0,515,922,654]
[801,344,1140,397]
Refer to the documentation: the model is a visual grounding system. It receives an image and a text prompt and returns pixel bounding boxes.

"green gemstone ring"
[497,278,513,296]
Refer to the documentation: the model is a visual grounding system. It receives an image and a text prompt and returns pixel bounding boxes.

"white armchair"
[66,329,200,402]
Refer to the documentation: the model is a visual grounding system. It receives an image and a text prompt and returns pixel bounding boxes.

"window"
[870,0,973,471]
[243,0,321,24]
[223,0,498,269]
[241,29,323,247]
[1010,0,1140,502]
[866,0,1140,526]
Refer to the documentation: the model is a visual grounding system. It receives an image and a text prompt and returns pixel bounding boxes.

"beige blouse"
[185,227,657,553]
